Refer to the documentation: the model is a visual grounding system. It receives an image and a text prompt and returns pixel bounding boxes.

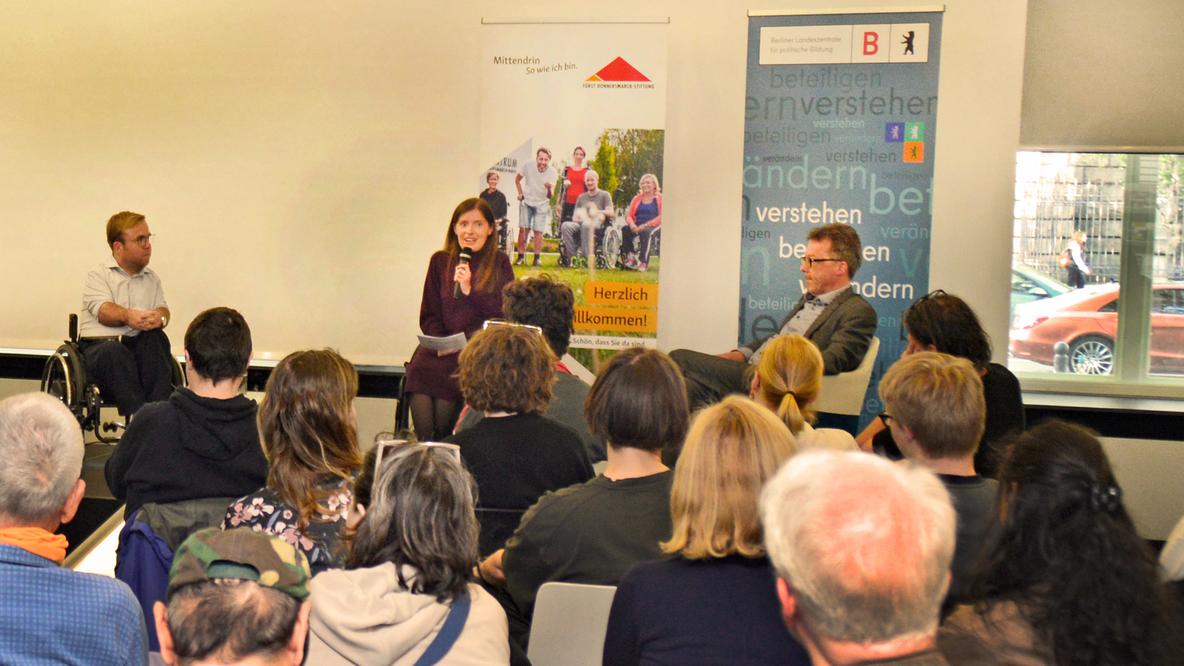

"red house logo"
[587,57,650,83]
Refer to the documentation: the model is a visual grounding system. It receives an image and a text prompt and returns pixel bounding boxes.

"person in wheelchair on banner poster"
[623,173,663,271]
[560,169,614,268]
[79,211,174,418]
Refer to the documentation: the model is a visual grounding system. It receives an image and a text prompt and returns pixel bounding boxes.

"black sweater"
[105,388,268,518]
[445,413,594,556]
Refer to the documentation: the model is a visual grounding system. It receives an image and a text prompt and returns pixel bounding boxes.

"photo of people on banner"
[480,129,664,369]
[480,18,668,369]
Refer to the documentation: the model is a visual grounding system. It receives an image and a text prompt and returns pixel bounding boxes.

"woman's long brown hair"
[258,349,362,531]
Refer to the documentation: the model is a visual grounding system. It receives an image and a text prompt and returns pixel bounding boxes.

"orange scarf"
[0,527,69,564]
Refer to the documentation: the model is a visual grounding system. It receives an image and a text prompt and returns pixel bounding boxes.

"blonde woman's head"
[663,396,797,560]
[752,335,822,435]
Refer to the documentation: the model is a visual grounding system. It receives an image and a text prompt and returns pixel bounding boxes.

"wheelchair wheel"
[647,230,661,258]
[602,225,622,271]
[41,344,86,418]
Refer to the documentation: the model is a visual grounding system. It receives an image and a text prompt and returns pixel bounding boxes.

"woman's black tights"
[408,392,461,442]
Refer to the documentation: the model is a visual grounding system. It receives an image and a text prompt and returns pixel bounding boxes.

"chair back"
[814,337,881,416]
[115,498,237,651]
[474,507,528,558]
[114,510,174,652]
[137,497,239,551]
[527,582,617,666]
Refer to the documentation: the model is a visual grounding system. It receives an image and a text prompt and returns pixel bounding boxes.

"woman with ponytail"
[939,420,1184,665]
[749,334,857,451]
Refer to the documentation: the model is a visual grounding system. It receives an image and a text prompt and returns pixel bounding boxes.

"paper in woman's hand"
[417,332,467,352]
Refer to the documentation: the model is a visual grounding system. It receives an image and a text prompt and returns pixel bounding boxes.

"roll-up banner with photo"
[741,8,943,424]
[480,18,668,374]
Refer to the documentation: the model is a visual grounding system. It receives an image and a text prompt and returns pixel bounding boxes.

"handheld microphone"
[453,248,473,299]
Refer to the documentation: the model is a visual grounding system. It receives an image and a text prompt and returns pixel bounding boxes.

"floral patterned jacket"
[222,483,352,575]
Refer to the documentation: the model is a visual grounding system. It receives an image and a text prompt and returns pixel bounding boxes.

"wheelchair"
[496,217,511,255]
[622,225,661,270]
[41,314,185,443]
[558,217,624,270]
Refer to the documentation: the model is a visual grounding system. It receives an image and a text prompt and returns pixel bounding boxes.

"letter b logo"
[863,32,879,55]
[853,25,890,63]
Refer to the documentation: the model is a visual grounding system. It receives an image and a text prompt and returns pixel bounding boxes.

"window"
[1008,153,1184,392]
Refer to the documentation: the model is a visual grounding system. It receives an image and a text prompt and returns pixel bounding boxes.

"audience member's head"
[878,351,985,463]
[259,349,361,530]
[752,334,823,435]
[585,347,689,453]
[502,275,575,358]
[973,420,1184,665]
[106,210,147,249]
[807,223,862,278]
[663,396,795,559]
[184,307,252,386]
[155,528,312,666]
[458,324,555,415]
[0,393,85,534]
[761,449,955,657]
[902,290,992,370]
[345,443,478,602]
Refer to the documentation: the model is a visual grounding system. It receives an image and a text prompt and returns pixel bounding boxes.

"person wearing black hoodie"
[105,307,267,519]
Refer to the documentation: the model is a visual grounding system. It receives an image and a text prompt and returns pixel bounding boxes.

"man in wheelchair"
[559,169,614,268]
[79,211,173,417]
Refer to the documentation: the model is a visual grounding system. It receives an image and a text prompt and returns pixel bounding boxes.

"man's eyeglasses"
[124,233,155,248]
[483,319,544,336]
[800,257,843,268]
[879,413,894,427]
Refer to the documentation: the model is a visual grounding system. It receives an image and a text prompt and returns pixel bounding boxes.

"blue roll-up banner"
[741,8,943,426]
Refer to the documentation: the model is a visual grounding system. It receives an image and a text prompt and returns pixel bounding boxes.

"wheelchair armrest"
[69,314,79,343]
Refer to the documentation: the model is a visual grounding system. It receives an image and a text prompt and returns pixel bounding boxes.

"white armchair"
[813,337,880,416]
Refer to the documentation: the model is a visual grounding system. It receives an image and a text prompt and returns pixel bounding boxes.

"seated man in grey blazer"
[671,223,877,410]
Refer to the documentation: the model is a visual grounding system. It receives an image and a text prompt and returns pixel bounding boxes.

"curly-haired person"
[455,275,606,462]
[445,324,594,557]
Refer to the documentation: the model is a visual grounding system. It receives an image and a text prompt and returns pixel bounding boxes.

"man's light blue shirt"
[0,543,148,666]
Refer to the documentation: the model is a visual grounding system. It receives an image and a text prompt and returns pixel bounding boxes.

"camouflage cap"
[167,528,311,601]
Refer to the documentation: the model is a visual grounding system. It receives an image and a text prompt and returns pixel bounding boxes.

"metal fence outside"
[1013,153,1184,282]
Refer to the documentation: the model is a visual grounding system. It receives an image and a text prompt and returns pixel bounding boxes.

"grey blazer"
[744,286,878,375]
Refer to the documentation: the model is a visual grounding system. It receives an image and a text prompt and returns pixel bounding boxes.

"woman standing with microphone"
[405,198,514,441]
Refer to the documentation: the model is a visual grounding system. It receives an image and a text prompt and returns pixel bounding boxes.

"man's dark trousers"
[80,328,174,416]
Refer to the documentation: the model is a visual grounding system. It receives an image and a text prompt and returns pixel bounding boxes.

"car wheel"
[1069,335,1114,375]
